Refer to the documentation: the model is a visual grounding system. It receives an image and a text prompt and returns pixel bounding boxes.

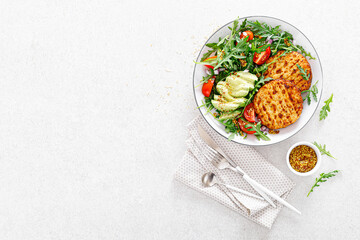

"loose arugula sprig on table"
[320,94,333,120]
[307,170,340,197]
[313,141,337,159]
[302,80,318,105]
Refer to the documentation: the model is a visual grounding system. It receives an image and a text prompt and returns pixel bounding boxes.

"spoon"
[201,172,264,200]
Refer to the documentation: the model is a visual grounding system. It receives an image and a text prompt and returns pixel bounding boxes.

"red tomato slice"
[203,56,217,69]
[238,118,256,134]
[253,46,271,65]
[202,78,214,97]
[244,103,256,123]
[240,31,254,42]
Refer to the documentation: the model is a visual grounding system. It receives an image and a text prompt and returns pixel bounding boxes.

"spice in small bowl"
[286,141,322,176]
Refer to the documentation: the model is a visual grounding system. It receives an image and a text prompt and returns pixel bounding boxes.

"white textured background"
[0,0,359,239]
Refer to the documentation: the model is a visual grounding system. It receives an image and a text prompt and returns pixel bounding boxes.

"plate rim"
[192,15,323,146]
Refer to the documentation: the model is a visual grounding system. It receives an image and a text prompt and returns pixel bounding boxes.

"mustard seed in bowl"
[289,145,318,173]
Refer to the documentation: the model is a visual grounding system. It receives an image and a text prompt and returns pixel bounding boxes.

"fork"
[202,144,276,207]
[202,144,301,215]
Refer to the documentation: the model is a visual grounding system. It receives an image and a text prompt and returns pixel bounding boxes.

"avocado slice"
[211,100,240,112]
[218,110,242,120]
[211,98,246,112]
[235,71,258,84]
[216,82,239,102]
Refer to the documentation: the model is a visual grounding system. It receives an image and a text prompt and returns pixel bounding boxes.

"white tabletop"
[0,0,359,239]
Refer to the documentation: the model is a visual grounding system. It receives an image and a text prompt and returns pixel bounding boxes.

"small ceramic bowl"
[286,141,322,176]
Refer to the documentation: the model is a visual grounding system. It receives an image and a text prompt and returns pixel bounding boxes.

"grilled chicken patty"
[264,51,312,91]
[253,79,303,129]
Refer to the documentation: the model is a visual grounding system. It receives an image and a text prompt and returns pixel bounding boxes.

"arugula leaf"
[228,132,236,141]
[214,70,231,84]
[320,93,333,121]
[229,18,239,34]
[218,118,240,140]
[312,87,318,102]
[307,170,339,197]
[297,64,310,81]
[251,43,271,54]
[241,118,270,141]
[302,80,318,105]
[200,40,226,61]
[254,76,273,89]
[238,18,247,32]
[247,20,282,38]
[198,97,214,115]
[195,69,214,88]
[200,49,215,61]
[244,52,255,71]
[213,38,248,70]
[293,44,316,60]
[313,141,336,159]
[201,70,214,84]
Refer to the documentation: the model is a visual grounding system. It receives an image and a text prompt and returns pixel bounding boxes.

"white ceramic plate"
[193,16,323,146]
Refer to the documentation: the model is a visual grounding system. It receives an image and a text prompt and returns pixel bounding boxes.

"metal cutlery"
[196,125,301,215]
[201,143,276,208]
[196,125,275,207]
[201,172,264,200]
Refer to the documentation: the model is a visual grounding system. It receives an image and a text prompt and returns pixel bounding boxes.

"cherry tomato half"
[203,56,217,69]
[240,31,254,42]
[244,103,256,123]
[202,78,214,97]
[238,118,256,134]
[253,46,271,65]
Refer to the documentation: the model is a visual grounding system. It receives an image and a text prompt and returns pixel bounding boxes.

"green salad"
[197,18,315,141]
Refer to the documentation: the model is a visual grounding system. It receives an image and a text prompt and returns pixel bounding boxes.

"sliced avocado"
[228,81,251,97]
[211,100,241,112]
[213,95,220,101]
[216,82,238,102]
[211,71,255,112]
[229,89,249,98]
[236,71,258,84]
[218,110,242,120]
[229,78,254,91]
[231,97,246,106]
[225,74,255,97]
[211,98,246,112]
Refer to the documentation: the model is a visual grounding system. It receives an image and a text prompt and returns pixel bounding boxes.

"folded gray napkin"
[174,116,295,229]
